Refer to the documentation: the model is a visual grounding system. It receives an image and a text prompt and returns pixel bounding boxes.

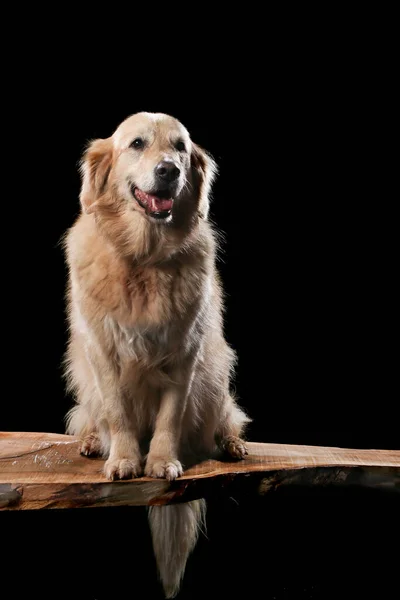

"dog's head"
[80,112,216,224]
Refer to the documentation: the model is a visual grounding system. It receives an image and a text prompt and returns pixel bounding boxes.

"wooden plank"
[0,432,398,510]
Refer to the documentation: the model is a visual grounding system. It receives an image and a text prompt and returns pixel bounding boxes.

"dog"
[63,112,250,598]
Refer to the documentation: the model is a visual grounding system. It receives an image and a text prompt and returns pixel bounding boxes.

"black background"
[1,34,397,599]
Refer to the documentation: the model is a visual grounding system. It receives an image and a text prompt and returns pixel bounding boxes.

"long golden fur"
[63,112,249,597]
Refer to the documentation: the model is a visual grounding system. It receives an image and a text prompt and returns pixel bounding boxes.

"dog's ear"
[190,143,217,220]
[79,138,113,214]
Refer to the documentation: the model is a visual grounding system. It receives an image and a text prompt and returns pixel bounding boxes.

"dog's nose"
[155,161,180,183]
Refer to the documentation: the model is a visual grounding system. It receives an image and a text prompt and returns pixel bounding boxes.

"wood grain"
[0,432,398,510]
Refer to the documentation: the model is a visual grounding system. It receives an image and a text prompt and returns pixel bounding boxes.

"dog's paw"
[80,433,102,457]
[221,435,248,460]
[145,457,183,481]
[104,457,142,480]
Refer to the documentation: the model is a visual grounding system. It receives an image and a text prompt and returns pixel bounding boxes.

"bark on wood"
[0,432,398,510]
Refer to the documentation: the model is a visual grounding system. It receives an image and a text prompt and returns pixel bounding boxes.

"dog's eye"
[131,138,144,150]
[175,140,186,152]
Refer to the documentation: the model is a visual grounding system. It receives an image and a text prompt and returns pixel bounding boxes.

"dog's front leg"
[145,367,193,481]
[86,349,142,481]
[105,403,142,481]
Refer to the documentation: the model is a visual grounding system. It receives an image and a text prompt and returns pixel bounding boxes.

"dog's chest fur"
[112,260,207,361]
[74,249,210,366]
[69,215,213,367]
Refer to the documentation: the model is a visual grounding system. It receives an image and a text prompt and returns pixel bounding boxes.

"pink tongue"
[148,196,173,213]
[135,188,173,213]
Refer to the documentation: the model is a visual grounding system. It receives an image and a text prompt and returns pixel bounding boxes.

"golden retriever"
[63,112,250,598]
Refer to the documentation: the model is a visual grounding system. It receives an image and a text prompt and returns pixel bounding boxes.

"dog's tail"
[148,499,206,598]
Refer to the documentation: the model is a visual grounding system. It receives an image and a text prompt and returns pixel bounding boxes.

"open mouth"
[132,186,174,220]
